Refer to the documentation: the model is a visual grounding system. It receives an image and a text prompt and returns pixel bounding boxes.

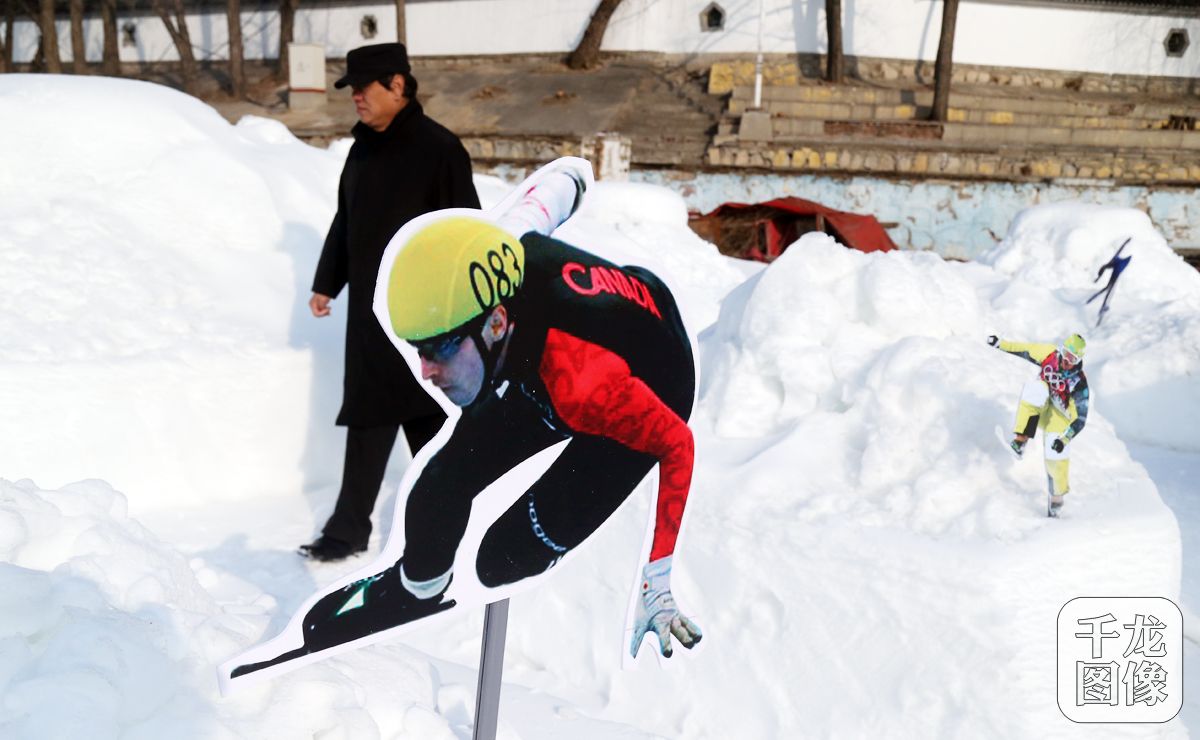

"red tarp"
[699,197,897,259]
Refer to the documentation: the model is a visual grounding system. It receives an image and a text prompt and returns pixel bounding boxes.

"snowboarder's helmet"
[385,216,525,341]
[1061,333,1086,365]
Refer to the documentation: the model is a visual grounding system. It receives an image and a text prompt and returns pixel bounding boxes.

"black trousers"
[321,413,445,546]
[401,380,690,588]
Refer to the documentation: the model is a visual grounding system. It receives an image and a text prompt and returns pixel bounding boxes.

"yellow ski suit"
[998,340,1091,497]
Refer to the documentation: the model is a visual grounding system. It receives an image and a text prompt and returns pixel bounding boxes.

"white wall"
[3,0,1199,79]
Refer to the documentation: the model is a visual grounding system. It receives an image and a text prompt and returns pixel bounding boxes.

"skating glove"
[1051,438,1065,453]
[630,556,703,658]
[986,335,1000,347]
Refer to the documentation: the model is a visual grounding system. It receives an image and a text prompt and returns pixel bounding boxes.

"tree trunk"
[69,0,85,73]
[1,1,15,73]
[226,0,244,96]
[394,0,405,45]
[277,0,297,76]
[930,0,959,122]
[38,0,61,72]
[152,0,197,94]
[567,0,623,70]
[100,0,119,76]
[825,0,843,83]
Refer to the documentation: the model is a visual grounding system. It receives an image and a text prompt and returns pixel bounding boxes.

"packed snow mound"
[0,76,347,500]
[1,478,659,739]
[980,203,1200,301]
[0,75,344,364]
[685,226,1182,737]
[979,203,1200,450]
[699,232,1152,539]
[0,478,221,738]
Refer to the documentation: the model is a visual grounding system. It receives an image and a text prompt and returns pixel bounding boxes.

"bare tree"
[394,0,405,45]
[151,0,197,94]
[567,0,624,70]
[226,0,244,96]
[100,0,119,75]
[277,0,298,76]
[69,0,85,73]
[825,0,843,83]
[38,0,61,72]
[930,0,959,122]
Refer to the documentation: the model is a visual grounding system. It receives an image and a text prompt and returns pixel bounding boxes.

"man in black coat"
[302,43,481,562]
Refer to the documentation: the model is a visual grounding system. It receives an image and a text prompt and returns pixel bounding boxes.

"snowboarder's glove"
[1052,438,1065,453]
[986,335,1000,347]
[630,556,702,658]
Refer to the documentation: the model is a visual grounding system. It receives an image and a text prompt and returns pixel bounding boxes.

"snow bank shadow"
[195,533,321,637]
[280,221,348,526]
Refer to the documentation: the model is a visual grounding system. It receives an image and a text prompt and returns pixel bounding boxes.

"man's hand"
[1051,437,1066,453]
[310,293,332,318]
[630,556,702,659]
[986,335,1000,347]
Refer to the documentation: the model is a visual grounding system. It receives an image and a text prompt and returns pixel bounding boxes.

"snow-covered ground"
[1,75,1196,738]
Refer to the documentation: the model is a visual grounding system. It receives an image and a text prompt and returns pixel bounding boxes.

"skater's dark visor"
[412,330,470,363]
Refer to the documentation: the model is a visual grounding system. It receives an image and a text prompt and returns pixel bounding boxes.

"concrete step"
[758,118,1200,151]
[704,139,1200,184]
[728,84,1197,123]
[740,102,1188,132]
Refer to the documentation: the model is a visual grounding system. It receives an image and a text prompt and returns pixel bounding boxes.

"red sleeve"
[539,328,693,561]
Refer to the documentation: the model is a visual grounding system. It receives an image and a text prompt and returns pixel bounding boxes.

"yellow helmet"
[386,216,525,341]
[1061,333,1086,362]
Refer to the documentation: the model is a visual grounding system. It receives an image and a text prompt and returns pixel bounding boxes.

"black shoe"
[298,536,367,562]
[230,561,455,678]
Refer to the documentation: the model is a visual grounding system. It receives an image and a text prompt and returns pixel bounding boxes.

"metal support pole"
[471,599,510,740]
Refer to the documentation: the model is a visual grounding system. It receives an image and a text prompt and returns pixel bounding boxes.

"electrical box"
[288,43,326,110]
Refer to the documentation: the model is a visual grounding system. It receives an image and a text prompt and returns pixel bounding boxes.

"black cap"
[334,43,411,89]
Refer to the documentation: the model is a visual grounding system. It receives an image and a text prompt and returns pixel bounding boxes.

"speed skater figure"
[230,160,701,679]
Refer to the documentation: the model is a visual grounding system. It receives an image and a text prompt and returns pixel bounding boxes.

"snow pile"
[0,75,347,503]
[680,229,1183,735]
[0,76,1192,738]
[980,204,1200,450]
[0,478,222,738]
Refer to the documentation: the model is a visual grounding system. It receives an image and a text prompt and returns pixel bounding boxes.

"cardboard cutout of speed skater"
[988,333,1090,517]
[220,158,702,691]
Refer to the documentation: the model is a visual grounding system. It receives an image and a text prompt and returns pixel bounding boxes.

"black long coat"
[313,100,480,427]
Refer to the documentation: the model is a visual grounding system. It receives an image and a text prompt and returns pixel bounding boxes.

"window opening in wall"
[361,14,378,40]
[121,21,136,48]
[700,3,726,32]
[1165,28,1189,57]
